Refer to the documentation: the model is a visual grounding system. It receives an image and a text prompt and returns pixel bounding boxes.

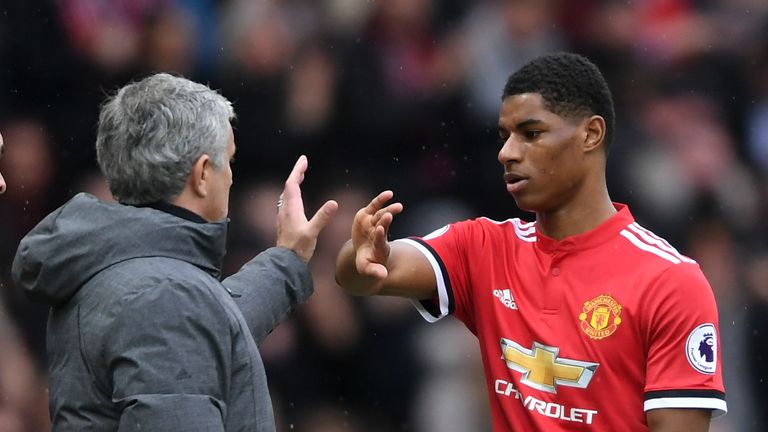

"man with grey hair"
[12,73,338,431]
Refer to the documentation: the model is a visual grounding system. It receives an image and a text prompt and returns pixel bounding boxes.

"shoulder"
[83,257,230,327]
[619,237,716,327]
[479,216,537,241]
[615,222,697,268]
[650,263,714,307]
[609,222,715,307]
[96,256,219,291]
[422,216,536,243]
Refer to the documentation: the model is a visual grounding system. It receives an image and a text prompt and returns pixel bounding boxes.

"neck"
[138,201,207,223]
[172,187,211,222]
[535,186,616,241]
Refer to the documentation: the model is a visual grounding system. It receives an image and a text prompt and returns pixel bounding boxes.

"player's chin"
[509,193,540,213]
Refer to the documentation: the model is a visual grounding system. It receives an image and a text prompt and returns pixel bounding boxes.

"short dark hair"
[502,52,615,152]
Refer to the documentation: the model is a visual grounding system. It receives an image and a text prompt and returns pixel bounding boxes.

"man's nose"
[498,136,523,166]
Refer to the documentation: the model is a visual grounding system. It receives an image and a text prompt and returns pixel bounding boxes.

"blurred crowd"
[1,0,768,430]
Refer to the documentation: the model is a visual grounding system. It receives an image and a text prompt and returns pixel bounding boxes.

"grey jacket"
[12,193,312,431]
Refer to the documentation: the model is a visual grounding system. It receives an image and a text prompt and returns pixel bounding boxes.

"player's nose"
[498,136,523,165]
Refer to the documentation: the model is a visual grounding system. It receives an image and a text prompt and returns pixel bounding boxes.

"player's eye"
[523,130,542,140]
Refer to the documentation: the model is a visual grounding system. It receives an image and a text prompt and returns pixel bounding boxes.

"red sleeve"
[396,219,479,331]
[642,263,727,416]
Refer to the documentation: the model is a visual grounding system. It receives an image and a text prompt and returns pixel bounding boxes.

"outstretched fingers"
[281,155,308,214]
[358,228,389,280]
[307,199,339,236]
[373,213,393,248]
[373,203,404,224]
[275,155,338,263]
[286,155,308,186]
[365,190,396,215]
[358,202,400,279]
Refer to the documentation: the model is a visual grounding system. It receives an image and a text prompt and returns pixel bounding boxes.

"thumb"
[308,200,339,235]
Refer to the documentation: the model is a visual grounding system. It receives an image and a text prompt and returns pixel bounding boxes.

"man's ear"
[189,154,211,198]
[583,115,606,154]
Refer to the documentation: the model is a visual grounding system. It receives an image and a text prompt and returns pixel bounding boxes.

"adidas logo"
[493,289,518,310]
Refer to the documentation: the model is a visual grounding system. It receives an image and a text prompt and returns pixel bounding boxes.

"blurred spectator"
[323,0,376,37]
[139,7,197,76]
[0,303,50,432]
[412,319,489,432]
[172,0,224,77]
[463,0,563,120]
[688,218,759,431]
[219,1,297,77]
[57,0,167,74]
[624,92,759,241]
[335,0,477,204]
[0,118,59,366]
[73,171,114,203]
[0,130,49,431]
[225,180,283,275]
[746,37,768,173]
[745,253,768,431]
[0,119,56,217]
[286,44,338,136]
[216,0,300,177]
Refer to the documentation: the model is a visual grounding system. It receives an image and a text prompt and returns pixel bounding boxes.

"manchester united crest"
[578,294,622,340]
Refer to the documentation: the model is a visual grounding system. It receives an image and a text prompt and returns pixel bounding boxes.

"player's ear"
[582,115,606,154]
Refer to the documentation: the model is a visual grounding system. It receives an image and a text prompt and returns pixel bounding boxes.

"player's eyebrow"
[499,118,544,134]
[515,118,544,129]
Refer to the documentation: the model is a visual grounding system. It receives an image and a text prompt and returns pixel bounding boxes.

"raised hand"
[351,190,404,280]
[276,155,338,263]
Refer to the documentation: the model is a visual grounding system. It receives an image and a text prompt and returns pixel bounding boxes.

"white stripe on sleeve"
[644,397,727,418]
[394,238,451,323]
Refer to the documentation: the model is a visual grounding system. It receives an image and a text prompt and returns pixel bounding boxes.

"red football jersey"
[398,204,726,431]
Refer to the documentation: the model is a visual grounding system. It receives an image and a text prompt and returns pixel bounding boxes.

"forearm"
[335,240,437,299]
[223,247,313,343]
[335,240,386,296]
[647,408,711,432]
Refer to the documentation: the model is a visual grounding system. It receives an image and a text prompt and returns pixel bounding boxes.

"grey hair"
[96,73,235,205]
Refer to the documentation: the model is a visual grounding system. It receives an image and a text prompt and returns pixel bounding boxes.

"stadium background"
[1,0,767,430]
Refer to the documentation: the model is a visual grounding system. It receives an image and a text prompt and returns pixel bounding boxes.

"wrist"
[275,244,310,264]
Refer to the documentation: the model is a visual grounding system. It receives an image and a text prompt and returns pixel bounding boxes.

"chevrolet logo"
[500,339,599,393]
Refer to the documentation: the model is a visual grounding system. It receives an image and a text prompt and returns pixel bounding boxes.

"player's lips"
[504,172,529,194]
